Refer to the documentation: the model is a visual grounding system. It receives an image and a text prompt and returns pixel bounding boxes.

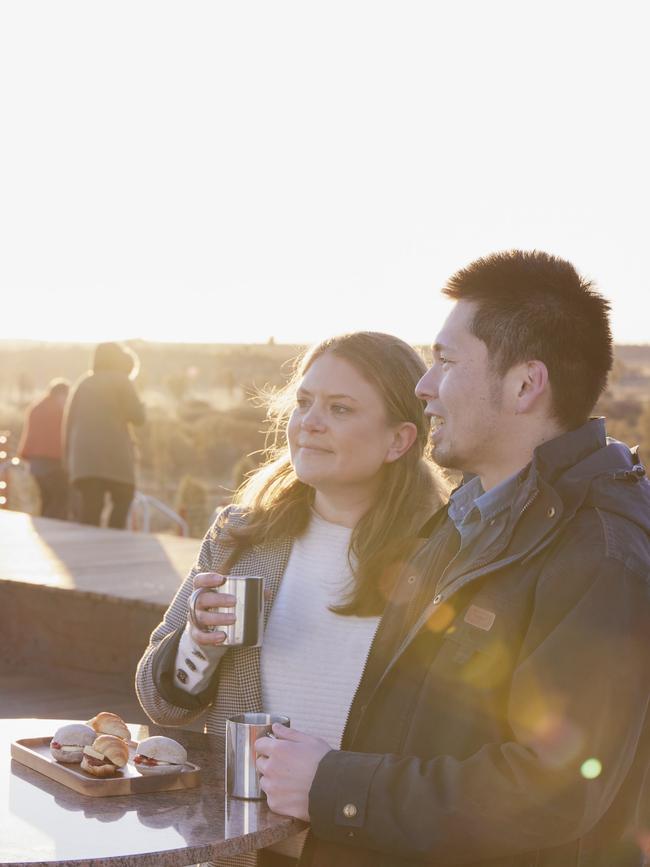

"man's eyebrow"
[432,342,453,354]
[296,387,359,402]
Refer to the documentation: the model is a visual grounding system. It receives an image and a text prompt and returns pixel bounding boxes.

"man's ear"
[385,422,418,463]
[513,360,550,414]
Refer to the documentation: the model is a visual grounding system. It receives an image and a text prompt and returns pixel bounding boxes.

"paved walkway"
[1,510,205,731]
[0,509,199,605]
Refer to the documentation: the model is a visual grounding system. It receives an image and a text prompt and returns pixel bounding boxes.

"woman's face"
[287,353,405,501]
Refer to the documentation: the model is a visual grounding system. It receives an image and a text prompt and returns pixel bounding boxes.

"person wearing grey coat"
[64,341,145,529]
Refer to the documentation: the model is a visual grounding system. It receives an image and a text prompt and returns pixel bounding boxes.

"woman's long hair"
[219,332,448,616]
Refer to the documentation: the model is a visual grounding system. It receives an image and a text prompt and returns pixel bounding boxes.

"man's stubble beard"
[430,441,461,472]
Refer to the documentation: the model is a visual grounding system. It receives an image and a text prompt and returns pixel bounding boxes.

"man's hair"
[443,250,613,430]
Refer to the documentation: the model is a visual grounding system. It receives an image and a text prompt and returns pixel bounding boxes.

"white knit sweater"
[263,511,379,859]
[173,511,380,859]
[260,511,379,749]
[176,511,379,741]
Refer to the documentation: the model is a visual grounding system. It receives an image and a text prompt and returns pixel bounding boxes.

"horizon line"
[0,337,648,349]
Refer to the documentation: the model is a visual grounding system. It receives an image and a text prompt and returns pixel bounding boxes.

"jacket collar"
[421,419,607,531]
[531,417,607,485]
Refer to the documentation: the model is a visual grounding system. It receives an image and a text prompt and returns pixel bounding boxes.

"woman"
[64,341,145,529]
[136,332,448,867]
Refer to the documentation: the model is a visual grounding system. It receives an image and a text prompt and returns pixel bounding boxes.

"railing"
[0,455,33,511]
[1,438,188,536]
[0,431,12,508]
[128,490,189,537]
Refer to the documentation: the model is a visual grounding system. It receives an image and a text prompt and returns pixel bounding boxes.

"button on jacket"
[304,419,650,867]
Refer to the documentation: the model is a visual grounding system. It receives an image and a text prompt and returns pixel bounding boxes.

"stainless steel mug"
[226,713,290,800]
[188,575,264,647]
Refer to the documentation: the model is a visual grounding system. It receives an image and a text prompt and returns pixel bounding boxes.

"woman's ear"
[385,422,418,463]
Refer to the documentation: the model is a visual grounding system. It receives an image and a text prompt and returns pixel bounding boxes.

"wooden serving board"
[11,736,201,797]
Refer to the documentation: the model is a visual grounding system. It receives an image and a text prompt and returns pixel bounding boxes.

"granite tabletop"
[1,718,307,867]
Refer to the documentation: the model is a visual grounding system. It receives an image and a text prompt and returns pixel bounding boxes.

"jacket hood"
[533,418,650,537]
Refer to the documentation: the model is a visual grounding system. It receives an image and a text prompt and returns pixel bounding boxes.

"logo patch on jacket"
[464,605,496,631]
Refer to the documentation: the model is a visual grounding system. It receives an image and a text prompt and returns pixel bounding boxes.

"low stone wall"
[0,580,164,688]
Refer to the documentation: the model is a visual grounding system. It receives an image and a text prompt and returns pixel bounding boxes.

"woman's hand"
[188,572,236,646]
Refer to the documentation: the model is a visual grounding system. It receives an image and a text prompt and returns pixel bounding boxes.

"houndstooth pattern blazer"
[135,506,295,867]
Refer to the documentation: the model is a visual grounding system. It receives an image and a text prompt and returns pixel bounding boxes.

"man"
[18,378,70,519]
[256,250,650,866]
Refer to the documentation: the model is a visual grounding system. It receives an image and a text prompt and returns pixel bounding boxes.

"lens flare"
[426,602,456,633]
[580,758,602,779]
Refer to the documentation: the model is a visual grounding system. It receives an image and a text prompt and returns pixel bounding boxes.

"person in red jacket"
[17,379,70,519]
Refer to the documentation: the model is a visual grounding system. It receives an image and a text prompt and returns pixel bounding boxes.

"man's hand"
[254,724,333,821]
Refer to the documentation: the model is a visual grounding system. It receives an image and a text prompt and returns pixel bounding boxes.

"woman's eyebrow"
[296,387,358,402]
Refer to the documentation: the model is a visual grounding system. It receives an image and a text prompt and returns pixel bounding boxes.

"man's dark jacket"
[303,419,650,867]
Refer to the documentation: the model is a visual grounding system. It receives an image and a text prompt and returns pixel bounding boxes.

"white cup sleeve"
[173,622,227,694]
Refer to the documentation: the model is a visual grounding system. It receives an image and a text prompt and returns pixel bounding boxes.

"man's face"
[415,300,509,479]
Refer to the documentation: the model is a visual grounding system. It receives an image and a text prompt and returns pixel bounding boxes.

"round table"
[1,718,306,866]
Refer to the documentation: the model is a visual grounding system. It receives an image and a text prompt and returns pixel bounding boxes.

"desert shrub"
[0,402,27,442]
[596,395,643,425]
[605,417,639,447]
[232,451,266,490]
[637,403,650,459]
[175,475,210,537]
[191,408,266,477]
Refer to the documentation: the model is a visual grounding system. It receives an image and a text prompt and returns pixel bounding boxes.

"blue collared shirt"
[448,469,523,556]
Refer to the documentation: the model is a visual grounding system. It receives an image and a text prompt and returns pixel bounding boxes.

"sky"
[1,0,648,346]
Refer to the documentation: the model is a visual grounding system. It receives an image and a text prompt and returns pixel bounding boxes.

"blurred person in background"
[17,378,70,519]
[136,331,449,867]
[64,341,145,529]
